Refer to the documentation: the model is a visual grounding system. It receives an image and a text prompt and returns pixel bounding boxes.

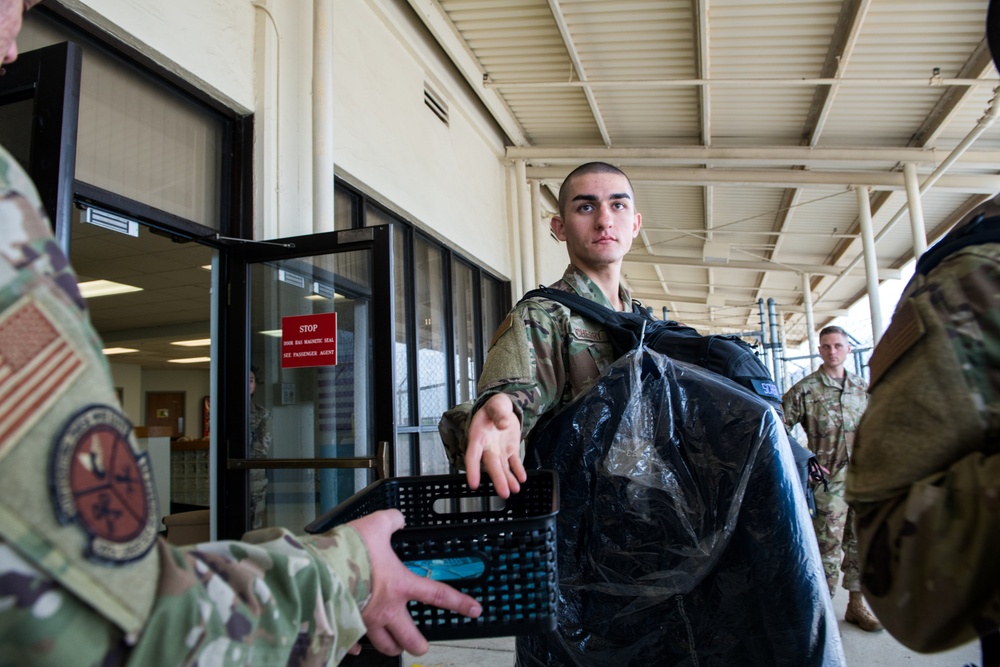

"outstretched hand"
[348,509,482,656]
[465,393,527,498]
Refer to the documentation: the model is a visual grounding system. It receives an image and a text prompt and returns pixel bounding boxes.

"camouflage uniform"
[249,401,271,530]
[846,233,1000,653]
[782,368,868,595]
[440,265,633,467]
[0,144,370,666]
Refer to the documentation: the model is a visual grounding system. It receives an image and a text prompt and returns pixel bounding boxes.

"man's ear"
[632,212,642,238]
[550,215,566,242]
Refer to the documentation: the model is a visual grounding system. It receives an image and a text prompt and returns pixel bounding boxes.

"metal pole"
[515,160,535,291]
[758,299,772,379]
[662,306,669,321]
[801,272,818,371]
[778,318,789,395]
[855,186,884,345]
[767,298,782,391]
[903,162,928,261]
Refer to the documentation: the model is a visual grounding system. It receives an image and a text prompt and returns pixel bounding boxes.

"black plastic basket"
[305,470,559,641]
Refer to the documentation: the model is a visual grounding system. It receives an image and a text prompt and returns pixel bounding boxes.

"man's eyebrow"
[571,192,632,202]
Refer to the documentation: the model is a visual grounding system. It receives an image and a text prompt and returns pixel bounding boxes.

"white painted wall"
[60,0,254,113]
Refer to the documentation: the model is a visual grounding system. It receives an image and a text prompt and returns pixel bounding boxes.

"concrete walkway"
[403,585,981,667]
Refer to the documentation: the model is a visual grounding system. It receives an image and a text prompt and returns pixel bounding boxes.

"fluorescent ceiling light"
[260,329,283,338]
[103,347,138,355]
[171,338,212,347]
[78,279,143,299]
[201,264,212,271]
[168,357,212,364]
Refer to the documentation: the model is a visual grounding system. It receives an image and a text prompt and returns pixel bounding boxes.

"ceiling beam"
[485,77,997,90]
[546,0,611,147]
[526,166,1000,192]
[623,252,902,280]
[801,0,871,145]
[508,146,1000,166]
[911,39,997,146]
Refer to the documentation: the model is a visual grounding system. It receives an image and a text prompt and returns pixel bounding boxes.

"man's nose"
[595,203,615,226]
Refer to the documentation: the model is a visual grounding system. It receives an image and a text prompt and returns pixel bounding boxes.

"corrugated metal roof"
[415,0,999,343]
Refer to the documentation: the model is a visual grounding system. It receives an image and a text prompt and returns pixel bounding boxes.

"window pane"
[481,275,505,361]
[415,237,447,427]
[419,430,450,476]
[20,14,223,229]
[248,251,375,463]
[452,261,476,404]
[395,433,414,478]
[333,187,356,231]
[365,206,412,427]
[394,226,412,427]
[261,467,374,532]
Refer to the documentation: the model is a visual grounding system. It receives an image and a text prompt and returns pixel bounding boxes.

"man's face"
[0,1,39,65]
[818,332,850,371]
[550,171,641,273]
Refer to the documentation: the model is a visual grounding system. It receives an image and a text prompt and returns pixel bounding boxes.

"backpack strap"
[916,214,1000,276]
[519,286,648,357]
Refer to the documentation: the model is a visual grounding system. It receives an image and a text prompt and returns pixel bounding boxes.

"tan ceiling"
[410,0,1000,343]
[70,211,214,370]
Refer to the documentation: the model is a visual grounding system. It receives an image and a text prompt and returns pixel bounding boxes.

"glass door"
[219,225,394,538]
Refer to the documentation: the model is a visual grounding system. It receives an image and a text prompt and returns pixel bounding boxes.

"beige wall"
[109,363,210,440]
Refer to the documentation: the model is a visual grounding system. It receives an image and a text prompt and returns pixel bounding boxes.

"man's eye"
[578,204,594,212]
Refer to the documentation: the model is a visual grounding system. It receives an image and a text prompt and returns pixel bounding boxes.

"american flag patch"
[0,297,85,454]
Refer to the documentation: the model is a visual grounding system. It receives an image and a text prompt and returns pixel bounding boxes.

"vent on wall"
[424,82,449,126]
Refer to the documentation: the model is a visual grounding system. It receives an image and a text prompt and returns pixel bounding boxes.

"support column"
[507,164,523,297]
[531,179,545,286]
[855,186,884,345]
[515,160,535,292]
[313,0,334,232]
[801,272,818,371]
[903,162,927,261]
[758,299,771,378]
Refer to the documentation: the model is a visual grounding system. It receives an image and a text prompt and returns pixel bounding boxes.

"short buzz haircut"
[557,162,635,219]
[819,325,849,339]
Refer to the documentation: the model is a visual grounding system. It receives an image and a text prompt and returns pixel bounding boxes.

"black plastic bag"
[518,347,844,666]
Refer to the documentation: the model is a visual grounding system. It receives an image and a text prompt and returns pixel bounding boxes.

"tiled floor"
[403,585,981,667]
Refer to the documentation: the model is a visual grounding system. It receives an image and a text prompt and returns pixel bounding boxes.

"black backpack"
[519,286,782,412]
[519,286,826,517]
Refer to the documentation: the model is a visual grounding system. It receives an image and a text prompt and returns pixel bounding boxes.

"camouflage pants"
[811,466,861,594]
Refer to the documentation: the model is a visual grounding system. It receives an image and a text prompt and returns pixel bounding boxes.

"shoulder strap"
[519,286,648,357]
[521,286,618,325]
[917,214,1000,276]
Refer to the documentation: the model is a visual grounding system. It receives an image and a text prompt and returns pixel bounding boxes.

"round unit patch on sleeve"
[50,405,158,564]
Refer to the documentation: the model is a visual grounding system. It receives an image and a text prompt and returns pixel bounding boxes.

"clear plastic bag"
[519,346,845,666]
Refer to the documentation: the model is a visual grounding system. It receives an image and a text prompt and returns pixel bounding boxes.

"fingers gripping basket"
[304,470,560,640]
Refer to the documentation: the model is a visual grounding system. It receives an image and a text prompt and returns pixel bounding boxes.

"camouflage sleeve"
[0,527,371,667]
[850,454,1000,652]
[781,382,805,434]
[847,243,1000,652]
[439,300,569,470]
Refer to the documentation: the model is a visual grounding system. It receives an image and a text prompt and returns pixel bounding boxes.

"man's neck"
[575,263,623,310]
[821,364,846,380]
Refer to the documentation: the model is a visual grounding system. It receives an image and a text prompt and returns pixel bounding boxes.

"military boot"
[845,592,884,632]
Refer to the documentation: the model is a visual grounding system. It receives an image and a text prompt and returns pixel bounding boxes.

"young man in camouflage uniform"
[0,2,480,664]
[782,326,883,632]
[440,161,642,498]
